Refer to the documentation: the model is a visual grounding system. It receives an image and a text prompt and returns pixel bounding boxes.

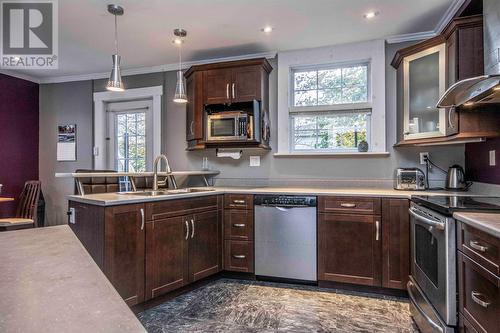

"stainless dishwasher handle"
[409,208,445,230]
[191,219,195,239]
[340,203,356,208]
[140,208,145,230]
[375,220,380,241]
[469,240,488,252]
[233,255,246,259]
[233,224,246,228]
[471,291,491,308]
[185,220,189,240]
[407,281,443,333]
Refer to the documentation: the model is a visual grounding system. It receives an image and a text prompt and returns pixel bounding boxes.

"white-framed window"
[289,62,372,152]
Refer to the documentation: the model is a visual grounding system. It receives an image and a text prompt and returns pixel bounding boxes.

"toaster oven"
[394,168,426,190]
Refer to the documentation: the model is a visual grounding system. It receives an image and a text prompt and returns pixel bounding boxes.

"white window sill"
[273,152,390,158]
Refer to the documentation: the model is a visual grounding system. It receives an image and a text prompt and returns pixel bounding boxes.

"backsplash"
[465,137,500,185]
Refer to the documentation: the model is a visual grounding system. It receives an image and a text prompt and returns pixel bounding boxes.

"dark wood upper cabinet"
[184,58,272,150]
[318,213,382,287]
[381,198,410,290]
[145,215,189,300]
[188,209,222,282]
[203,68,233,105]
[186,71,204,141]
[103,204,145,306]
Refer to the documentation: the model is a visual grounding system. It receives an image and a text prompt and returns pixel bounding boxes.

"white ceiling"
[7,0,458,81]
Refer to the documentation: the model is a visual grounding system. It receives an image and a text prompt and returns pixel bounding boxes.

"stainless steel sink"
[118,188,215,196]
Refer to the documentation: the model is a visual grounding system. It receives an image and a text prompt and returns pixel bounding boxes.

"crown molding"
[386,0,466,44]
[0,69,40,83]
[385,30,437,44]
[37,51,277,84]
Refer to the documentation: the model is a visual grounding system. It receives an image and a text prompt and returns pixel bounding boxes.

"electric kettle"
[446,164,468,190]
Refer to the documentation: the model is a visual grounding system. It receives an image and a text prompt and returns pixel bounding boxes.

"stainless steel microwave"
[206,111,253,141]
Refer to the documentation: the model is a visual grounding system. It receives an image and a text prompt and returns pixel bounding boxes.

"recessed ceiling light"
[261,26,273,33]
[364,11,379,19]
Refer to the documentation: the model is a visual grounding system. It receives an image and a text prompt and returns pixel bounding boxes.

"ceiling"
[6,0,457,81]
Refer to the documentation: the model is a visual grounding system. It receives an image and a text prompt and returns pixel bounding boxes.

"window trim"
[289,60,372,112]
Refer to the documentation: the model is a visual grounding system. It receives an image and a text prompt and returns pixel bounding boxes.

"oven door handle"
[407,281,444,333]
[409,208,445,230]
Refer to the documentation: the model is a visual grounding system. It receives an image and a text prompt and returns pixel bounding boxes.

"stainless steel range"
[408,196,500,333]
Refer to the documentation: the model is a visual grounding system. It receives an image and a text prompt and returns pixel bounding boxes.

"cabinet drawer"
[146,195,219,221]
[459,313,479,333]
[224,194,253,210]
[318,196,381,215]
[224,240,254,273]
[459,252,499,333]
[224,210,254,241]
[458,222,499,276]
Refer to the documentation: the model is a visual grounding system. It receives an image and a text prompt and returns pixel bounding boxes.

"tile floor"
[137,279,418,333]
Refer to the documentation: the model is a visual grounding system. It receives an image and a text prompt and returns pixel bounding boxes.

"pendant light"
[106,4,125,92]
[173,28,188,103]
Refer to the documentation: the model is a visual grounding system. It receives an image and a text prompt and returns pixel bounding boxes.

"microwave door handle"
[409,208,445,230]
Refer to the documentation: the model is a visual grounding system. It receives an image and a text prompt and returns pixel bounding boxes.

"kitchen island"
[0,226,146,333]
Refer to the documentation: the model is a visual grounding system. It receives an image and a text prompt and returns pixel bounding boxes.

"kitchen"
[0,0,499,332]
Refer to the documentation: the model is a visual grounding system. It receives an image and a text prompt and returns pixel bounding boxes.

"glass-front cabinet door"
[403,44,455,140]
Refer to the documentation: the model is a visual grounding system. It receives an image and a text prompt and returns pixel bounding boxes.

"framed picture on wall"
[57,124,76,161]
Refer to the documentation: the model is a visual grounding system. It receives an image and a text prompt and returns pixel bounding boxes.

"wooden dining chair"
[0,181,42,231]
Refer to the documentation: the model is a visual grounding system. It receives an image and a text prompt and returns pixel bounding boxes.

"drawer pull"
[471,291,491,308]
[340,203,356,208]
[233,200,245,204]
[233,223,246,228]
[233,254,246,259]
[469,240,488,252]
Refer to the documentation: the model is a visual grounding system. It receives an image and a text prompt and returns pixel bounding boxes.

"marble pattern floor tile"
[137,279,418,333]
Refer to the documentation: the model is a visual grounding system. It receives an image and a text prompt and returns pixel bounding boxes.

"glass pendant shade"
[106,54,124,92]
[173,70,187,103]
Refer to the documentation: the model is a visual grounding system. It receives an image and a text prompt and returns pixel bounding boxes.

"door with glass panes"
[107,100,154,174]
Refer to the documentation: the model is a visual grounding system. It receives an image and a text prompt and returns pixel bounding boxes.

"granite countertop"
[453,212,500,238]
[0,226,146,333]
[67,186,486,206]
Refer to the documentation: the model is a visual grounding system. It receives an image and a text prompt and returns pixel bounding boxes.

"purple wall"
[465,138,500,185]
[0,74,39,217]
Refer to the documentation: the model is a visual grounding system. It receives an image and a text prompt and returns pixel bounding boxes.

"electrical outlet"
[249,156,260,167]
[69,208,76,224]
[490,150,496,166]
[420,152,429,165]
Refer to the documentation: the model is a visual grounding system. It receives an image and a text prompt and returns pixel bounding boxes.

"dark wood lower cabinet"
[188,210,223,282]
[145,216,189,301]
[318,213,382,286]
[104,204,146,306]
[381,198,410,290]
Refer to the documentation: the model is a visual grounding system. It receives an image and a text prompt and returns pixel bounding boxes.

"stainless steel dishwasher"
[254,195,317,282]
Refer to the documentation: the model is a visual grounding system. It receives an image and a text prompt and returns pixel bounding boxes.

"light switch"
[489,150,496,166]
[249,156,260,167]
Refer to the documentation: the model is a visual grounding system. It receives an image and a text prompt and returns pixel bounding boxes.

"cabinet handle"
[233,223,246,228]
[191,219,195,239]
[226,83,230,99]
[233,200,245,204]
[471,291,491,308]
[140,208,145,230]
[375,220,380,241]
[190,120,194,135]
[185,220,189,240]
[233,255,246,259]
[232,83,235,99]
[448,107,456,130]
[469,240,488,252]
[340,203,356,208]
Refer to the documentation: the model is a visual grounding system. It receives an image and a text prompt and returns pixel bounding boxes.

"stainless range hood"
[436,74,500,108]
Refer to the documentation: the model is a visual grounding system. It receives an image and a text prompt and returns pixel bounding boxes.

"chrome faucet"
[153,154,177,190]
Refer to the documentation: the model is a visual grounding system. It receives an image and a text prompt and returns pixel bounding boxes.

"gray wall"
[39,42,465,225]
[39,81,93,225]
